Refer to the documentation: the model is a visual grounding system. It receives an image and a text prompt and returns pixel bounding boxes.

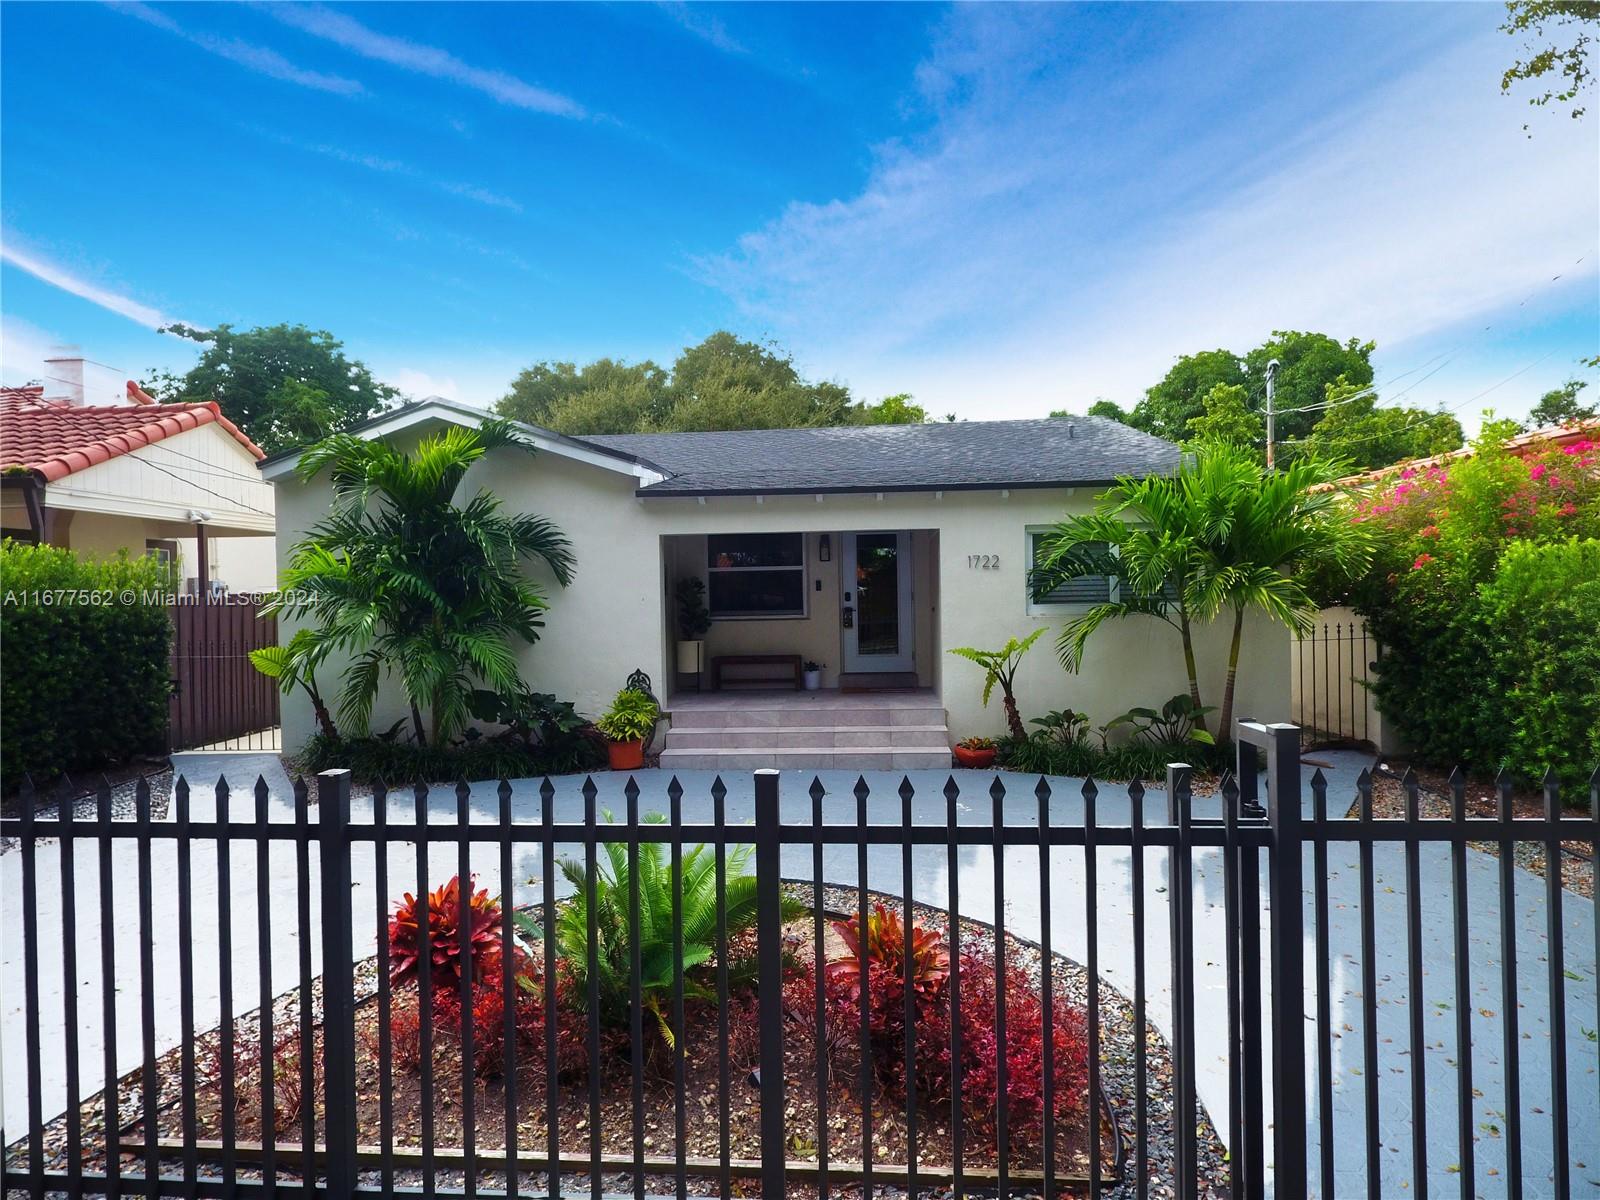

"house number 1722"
[967,554,1000,569]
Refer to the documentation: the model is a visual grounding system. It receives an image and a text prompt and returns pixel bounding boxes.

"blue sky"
[2,2,1596,428]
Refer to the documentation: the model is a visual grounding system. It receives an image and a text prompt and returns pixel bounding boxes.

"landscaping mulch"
[8,887,1230,1199]
[1348,763,1594,900]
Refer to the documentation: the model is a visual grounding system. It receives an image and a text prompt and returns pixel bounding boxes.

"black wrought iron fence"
[1293,619,1375,747]
[2,727,1596,1200]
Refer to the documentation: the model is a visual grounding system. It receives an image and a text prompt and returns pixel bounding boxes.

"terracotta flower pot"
[952,744,997,769]
[607,738,646,771]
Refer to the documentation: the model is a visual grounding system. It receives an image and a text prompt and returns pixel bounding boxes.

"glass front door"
[842,531,914,672]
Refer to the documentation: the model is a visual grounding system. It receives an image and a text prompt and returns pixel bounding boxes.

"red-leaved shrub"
[826,903,950,1007]
[388,875,502,988]
[818,910,1090,1154]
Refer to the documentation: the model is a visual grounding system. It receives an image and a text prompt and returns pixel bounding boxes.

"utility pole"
[1265,358,1280,469]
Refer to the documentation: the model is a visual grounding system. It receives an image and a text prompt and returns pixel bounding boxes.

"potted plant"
[803,659,824,690]
[674,577,712,679]
[953,736,998,769]
[597,687,660,771]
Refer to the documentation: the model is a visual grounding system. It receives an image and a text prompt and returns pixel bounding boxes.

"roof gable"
[1,385,264,483]
[256,397,669,484]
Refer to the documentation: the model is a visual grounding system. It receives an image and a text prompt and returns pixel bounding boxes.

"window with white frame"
[1027,530,1113,609]
[706,533,807,618]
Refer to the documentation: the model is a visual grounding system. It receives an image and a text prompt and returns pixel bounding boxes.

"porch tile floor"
[661,687,952,770]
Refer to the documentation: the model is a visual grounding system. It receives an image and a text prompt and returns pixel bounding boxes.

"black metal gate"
[3,724,1595,1198]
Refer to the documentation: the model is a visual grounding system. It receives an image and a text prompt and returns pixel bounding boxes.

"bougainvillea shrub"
[1346,424,1600,783]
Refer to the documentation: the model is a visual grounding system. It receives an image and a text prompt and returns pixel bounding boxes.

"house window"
[1027,530,1112,609]
[146,539,179,568]
[707,533,806,618]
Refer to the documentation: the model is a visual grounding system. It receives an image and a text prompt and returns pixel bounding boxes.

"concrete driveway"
[2,750,1595,1197]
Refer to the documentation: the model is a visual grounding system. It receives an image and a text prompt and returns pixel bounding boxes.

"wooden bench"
[711,653,802,691]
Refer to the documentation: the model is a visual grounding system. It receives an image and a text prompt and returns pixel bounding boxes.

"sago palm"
[270,419,574,746]
[551,813,795,1045]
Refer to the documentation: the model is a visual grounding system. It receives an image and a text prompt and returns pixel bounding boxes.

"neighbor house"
[263,398,1289,769]
[1,374,277,592]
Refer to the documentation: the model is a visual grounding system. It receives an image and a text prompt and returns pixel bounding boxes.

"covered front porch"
[658,527,948,770]
[661,528,941,696]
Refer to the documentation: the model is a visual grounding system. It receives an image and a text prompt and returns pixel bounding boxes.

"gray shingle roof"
[578,417,1180,496]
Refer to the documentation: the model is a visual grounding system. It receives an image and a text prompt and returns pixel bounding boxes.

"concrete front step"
[665,725,950,750]
[658,746,954,772]
[667,705,947,730]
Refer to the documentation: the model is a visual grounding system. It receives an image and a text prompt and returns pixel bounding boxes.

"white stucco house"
[262,398,1289,770]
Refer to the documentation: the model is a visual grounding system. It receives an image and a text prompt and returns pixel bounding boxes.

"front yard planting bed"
[14,886,1231,1198]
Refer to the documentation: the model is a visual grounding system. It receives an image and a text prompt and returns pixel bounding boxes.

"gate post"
[318,769,358,1194]
[753,769,787,1197]
[1260,723,1307,1195]
[1165,762,1196,1197]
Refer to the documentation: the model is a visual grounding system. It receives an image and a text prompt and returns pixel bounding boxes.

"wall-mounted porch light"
[818,533,831,562]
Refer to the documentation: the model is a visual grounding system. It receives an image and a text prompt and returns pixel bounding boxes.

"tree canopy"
[1501,0,1597,122]
[1285,376,1465,471]
[494,332,920,434]
[146,323,396,455]
[1526,378,1597,427]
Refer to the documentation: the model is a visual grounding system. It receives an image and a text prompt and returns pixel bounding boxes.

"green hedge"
[0,541,173,787]
[1477,539,1600,787]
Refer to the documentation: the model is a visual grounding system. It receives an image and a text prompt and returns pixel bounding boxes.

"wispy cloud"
[699,7,1599,419]
[245,126,524,212]
[1,239,191,330]
[107,2,364,96]
[265,3,586,118]
[657,2,747,56]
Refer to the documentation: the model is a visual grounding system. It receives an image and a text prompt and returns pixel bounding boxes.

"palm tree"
[1031,472,1211,728]
[271,420,575,746]
[1032,444,1371,739]
[1182,448,1372,733]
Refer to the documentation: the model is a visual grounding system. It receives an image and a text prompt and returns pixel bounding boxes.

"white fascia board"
[258,399,668,486]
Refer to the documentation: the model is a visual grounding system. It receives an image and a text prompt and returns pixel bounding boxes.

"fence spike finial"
[942,775,960,804]
[1034,775,1051,803]
[808,775,825,802]
[1309,766,1327,789]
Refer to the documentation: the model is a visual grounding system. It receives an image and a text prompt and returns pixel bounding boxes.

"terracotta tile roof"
[1315,417,1600,493]
[0,385,264,483]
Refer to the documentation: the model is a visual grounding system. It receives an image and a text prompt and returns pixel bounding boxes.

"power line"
[122,452,275,518]
[1279,350,1557,450]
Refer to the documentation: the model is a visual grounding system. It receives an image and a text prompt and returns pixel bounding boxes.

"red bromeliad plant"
[827,903,951,1006]
[388,875,503,988]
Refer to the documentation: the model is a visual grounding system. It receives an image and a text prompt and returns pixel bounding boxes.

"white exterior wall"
[274,442,1291,753]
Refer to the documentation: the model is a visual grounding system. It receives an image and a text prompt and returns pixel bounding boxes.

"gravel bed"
[0,767,173,853]
[1348,768,1594,899]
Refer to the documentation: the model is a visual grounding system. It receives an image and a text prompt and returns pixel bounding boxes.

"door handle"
[841,606,854,629]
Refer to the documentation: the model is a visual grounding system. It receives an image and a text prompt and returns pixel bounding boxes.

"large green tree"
[1185,382,1264,453]
[271,420,574,746]
[1128,348,1246,441]
[1288,377,1464,470]
[1526,378,1597,427]
[148,323,396,454]
[492,331,906,435]
[1242,330,1376,443]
